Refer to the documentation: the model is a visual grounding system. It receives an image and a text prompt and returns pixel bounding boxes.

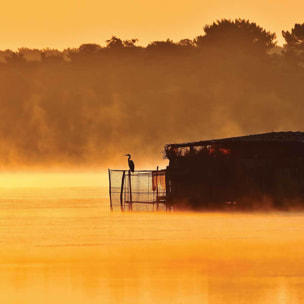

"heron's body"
[125,154,135,172]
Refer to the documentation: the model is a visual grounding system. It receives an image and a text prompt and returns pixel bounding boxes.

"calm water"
[0,186,304,303]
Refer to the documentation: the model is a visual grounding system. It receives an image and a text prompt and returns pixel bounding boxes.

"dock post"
[108,169,113,212]
[156,166,159,211]
[128,170,133,211]
[120,170,126,211]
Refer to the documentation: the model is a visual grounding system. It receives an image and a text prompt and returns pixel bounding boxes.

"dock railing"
[108,169,169,211]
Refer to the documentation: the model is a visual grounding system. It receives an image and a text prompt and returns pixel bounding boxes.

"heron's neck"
[128,155,131,160]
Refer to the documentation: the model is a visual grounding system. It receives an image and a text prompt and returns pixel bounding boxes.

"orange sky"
[1,0,303,50]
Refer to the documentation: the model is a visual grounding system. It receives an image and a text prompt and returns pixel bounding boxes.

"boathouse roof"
[166,131,304,149]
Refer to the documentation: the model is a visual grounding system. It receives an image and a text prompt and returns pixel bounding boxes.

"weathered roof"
[166,131,304,148]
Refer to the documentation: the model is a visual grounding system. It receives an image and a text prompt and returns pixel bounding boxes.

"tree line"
[0,19,304,169]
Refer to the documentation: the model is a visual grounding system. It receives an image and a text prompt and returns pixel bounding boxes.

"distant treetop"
[106,36,138,48]
[195,19,276,52]
[282,23,304,48]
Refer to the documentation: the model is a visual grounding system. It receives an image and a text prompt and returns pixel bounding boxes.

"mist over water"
[0,182,304,303]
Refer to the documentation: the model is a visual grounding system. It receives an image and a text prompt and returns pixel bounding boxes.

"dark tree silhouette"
[178,39,195,47]
[106,36,124,48]
[106,36,139,48]
[123,39,138,47]
[78,43,102,54]
[195,19,276,53]
[282,23,304,48]
[147,39,177,49]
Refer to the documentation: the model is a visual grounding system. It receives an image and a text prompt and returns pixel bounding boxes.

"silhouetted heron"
[125,154,135,172]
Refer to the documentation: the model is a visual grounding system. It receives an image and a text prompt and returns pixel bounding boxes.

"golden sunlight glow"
[0,173,108,188]
[1,0,304,49]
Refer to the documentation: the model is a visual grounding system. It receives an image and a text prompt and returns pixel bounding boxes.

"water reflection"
[0,187,304,303]
[2,265,304,303]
